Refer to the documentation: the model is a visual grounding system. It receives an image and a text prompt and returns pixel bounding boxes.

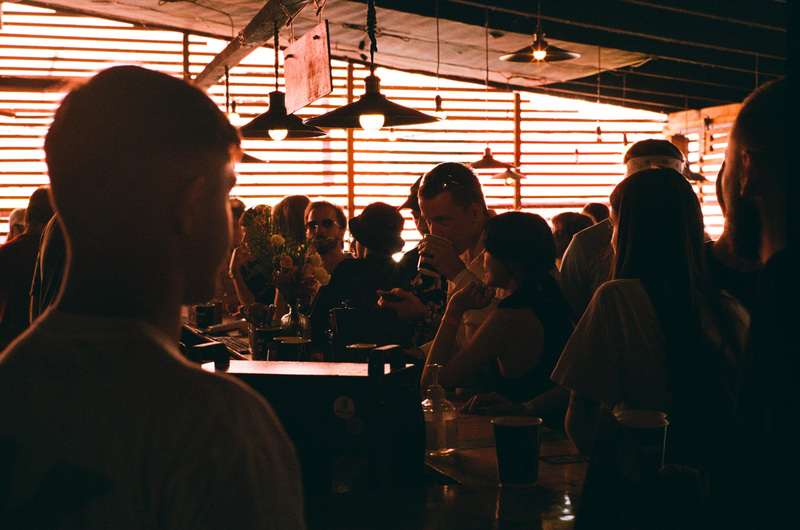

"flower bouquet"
[240,205,330,336]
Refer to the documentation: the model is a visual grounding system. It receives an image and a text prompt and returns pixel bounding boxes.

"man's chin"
[315,238,337,254]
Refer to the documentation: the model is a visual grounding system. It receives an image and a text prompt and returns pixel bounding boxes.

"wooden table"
[306,398,588,530]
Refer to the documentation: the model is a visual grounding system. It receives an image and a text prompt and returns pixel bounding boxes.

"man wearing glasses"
[304,201,350,273]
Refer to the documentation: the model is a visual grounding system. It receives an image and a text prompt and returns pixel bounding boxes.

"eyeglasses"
[306,219,340,230]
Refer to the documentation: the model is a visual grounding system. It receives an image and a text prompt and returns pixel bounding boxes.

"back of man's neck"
[711,233,761,272]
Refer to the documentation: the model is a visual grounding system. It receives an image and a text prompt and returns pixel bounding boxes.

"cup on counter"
[345,343,377,363]
[249,325,282,360]
[275,337,311,361]
[491,416,543,486]
[417,234,450,277]
[613,410,668,474]
[193,302,220,329]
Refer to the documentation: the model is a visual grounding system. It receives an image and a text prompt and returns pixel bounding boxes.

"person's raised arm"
[228,246,256,306]
[564,390,602,454]
[422,282,509,390]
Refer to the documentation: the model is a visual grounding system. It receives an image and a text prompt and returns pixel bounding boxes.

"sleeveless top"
[482,279,575,403]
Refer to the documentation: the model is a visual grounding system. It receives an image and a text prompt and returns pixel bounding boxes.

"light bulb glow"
[359,113,384,132]
[505,177,515,186]
[268,128,288,141]
[533,49,547,60]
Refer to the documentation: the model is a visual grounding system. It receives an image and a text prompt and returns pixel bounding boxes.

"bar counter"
[306,399,588,530]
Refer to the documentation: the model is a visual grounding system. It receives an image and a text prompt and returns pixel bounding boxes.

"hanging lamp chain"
[224,65,230,114]
[273,22,280,92]
[366,0,378,73]
[536,0,543,36]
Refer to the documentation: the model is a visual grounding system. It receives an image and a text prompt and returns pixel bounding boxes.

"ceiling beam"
[193,0,312,90]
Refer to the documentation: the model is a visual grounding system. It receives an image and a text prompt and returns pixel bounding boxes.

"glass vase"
[280,302,311,339]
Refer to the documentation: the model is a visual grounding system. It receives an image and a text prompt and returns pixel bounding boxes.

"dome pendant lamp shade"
[500,30,580,62]
[305,74,438,130]
[469,147,514,170]
[492,168,525,186]
[239,91,326,140]
[239,22,326,141]
[501,1,579,63]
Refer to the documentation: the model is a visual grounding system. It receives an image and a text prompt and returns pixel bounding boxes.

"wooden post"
[513,92,522,210]
[346,61,355,223]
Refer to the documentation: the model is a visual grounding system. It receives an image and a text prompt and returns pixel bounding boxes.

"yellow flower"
[270,234,285,247]
[279,255,293,268]
[314,267,330,286]
[309,252,322,267]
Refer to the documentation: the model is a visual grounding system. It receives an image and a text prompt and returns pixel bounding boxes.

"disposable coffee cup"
[417,234,450,277]
[276,337,311,361]
[249,325,282,360]
[614,410,668,473]
[491,416,543,486]
[193,303,217,329]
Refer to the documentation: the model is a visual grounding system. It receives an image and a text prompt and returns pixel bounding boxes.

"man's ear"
[176,177,206,235]
[739,150,756,199]
[468,202,483,223]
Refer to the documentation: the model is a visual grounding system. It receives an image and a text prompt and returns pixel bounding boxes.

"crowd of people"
[0,65,793,528]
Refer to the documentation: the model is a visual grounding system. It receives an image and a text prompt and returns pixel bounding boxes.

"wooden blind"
[0,2,717,250]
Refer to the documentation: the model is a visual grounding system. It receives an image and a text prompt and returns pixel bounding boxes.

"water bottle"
[422,364,458,455]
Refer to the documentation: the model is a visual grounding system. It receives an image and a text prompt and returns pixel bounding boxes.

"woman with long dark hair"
[421,212,575,408]
[552,168,748,469]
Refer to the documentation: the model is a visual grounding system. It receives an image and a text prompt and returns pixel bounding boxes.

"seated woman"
[270,195,311,320]
[229,205,277,307]
[421,212,575,410]
[551,168,748,473]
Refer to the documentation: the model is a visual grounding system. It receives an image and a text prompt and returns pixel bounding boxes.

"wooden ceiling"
[20,0,790,114]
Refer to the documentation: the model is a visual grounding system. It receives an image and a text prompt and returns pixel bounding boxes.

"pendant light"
[469,8,513,171]
[500,1,579,63]
[239,23,326,141]
[224,67,242,125]
[492,168,524,186]
[304,0,438,131]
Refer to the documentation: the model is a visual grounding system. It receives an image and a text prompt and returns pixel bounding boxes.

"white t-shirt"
[551,279,748,412]
[559,219,614,318]
[0,309,305,529]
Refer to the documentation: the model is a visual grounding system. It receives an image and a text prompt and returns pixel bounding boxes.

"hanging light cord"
[273,22,280,92]
[366,0,378,74]
[536,0,542,36]
[484,7,490,145]
[597,44,601,103]
[435,0,440,90]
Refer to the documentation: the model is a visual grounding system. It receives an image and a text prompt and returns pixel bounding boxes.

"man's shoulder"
[0,311,290,445]
[571,219,612,250]
[0,232,37,258]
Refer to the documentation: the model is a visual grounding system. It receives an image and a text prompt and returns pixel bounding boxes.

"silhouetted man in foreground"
[0,66,305,528]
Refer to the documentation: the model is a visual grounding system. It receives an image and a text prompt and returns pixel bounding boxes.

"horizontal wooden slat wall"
[1,2,717,250]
